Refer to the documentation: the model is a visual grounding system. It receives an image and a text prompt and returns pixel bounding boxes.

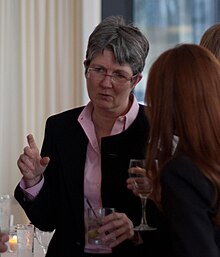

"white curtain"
[0,0,101,223]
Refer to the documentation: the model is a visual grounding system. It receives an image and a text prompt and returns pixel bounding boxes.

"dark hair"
[84,15,149,75]
[200,23,220,61]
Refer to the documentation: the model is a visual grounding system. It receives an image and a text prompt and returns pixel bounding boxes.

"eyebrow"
[90,64,132,76]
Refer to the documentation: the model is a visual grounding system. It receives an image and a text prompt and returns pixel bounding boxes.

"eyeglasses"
[87,67,138,85]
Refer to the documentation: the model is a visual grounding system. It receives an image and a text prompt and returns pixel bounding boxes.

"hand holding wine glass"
[128,159,156,231]
[35,227,54,255]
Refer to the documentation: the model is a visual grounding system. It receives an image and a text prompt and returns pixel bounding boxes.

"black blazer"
[15,105,161,257]
[160,155,220,257]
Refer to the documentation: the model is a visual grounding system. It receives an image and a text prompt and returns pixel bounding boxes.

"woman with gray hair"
[15,16,154,257]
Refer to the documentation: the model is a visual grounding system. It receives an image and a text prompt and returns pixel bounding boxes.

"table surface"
[3,238,44,257]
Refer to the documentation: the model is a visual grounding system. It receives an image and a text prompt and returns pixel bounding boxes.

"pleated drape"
[0,0,100,223]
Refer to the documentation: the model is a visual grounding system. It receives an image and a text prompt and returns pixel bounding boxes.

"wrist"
[129,231,143,245]
[23,174,42,188]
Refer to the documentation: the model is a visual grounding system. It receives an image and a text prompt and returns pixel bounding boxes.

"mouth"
[99,92,112,98]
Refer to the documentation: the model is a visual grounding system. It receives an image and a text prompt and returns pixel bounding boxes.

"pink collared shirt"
[20,94,139,253]
[78,94,139,253]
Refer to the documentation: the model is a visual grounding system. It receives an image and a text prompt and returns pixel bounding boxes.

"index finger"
[27,134,38,150]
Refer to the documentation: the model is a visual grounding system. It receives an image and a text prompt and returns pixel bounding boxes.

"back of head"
[85,15,149,74]
[146,44,220,193]
[145,44,220,217]
[200,23,220,61]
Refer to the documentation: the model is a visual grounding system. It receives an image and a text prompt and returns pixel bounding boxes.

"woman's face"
[85,50,140,116]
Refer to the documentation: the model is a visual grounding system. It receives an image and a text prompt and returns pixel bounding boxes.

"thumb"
[40,157,50,167]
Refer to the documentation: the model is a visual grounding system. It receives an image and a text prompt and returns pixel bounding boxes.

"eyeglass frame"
[86,67,138,85]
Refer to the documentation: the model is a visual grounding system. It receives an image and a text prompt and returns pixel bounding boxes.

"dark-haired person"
[200,23,220,61]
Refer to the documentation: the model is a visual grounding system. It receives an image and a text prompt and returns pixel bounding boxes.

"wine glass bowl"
[0,194,11,234]
[0,194,11,256]
[129,167,152,198]
[35,227,54,255]
[129,159,157,231]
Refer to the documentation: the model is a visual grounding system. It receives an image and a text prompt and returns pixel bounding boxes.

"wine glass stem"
[43,247,47,255]
[140,197,148,225]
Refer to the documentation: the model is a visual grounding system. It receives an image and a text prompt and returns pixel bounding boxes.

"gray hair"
[84,16,149,75]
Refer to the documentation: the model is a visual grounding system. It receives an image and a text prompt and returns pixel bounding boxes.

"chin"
[95,102,114,111]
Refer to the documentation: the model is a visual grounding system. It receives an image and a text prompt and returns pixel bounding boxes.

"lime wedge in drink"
[88,229,98,239]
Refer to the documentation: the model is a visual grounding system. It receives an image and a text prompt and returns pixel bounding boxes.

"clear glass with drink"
[16,224,34,257]
[87,207,115,245]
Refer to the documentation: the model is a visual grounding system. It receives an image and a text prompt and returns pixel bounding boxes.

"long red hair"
[145,44,220,225]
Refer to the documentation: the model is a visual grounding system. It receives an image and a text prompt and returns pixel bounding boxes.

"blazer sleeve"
[161,155,220,257]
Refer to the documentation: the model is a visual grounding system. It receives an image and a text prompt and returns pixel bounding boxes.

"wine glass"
[35,227,54,255]
[129,159,156,231]
[0,195,11,256]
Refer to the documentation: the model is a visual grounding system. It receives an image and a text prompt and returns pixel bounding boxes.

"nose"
[100,74,113,87]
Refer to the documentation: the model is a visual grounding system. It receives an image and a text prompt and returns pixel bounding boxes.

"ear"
[131,73,142,90]
[84,60,88,77]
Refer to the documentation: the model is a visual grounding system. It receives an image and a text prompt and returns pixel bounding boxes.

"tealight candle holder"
[8,233,17,252]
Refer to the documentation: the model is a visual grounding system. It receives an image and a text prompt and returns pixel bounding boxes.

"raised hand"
[17,134,50,187]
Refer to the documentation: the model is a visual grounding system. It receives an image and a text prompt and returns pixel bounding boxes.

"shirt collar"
[78,94,139,136]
